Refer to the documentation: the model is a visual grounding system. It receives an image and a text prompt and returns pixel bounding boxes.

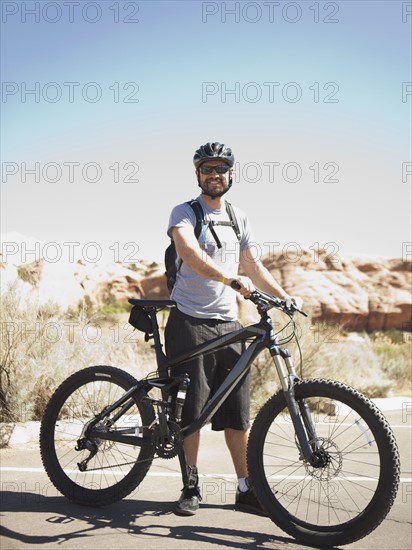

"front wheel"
[248,379,400,547]
[40,365,156,506]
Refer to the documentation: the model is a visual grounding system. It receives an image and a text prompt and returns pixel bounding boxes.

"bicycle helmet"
[194,142,235,199]
[193,142,235,168]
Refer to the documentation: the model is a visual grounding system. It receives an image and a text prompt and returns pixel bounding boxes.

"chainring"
[151,421,183,459]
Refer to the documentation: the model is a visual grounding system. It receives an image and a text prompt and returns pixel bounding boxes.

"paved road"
[1,408,411,550]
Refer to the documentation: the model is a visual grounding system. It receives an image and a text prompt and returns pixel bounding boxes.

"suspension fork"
[270,345,321,464]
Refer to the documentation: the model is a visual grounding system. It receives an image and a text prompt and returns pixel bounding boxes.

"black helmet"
[193,142,235,168]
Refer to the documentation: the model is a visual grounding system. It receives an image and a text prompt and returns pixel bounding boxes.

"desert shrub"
[0,284,155,422]
[97,304,130,315]
[369,331,412,394]
[1,283,410,423]
[249,315,411,411]
[16,265,41,286]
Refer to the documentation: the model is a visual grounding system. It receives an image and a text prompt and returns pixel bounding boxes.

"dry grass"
[249,313,411,414]
[0,284,156,422]
[1,285,411,422]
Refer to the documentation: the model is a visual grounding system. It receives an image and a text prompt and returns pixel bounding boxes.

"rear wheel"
[248,379,400,547]
[40,365,156,506]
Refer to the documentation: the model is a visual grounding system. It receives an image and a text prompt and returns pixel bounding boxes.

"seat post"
[147,309,168,375]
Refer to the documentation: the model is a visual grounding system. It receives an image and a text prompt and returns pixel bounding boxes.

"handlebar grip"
[230,280,241,290]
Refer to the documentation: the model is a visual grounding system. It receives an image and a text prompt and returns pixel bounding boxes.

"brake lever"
[230,282,261,304]
[230,282,261,306]
[231,281,308,317]
[284,298,308,318]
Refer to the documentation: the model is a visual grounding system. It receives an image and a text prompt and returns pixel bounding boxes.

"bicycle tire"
[40,365,156,506]
[247,379,400,547]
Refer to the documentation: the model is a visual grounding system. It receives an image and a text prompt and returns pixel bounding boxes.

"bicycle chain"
[78,454,156,472]
[77,421,182,472]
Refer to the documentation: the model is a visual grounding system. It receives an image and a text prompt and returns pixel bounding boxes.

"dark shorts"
[164,307,250,432]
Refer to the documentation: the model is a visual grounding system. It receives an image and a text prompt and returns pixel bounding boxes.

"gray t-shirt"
[167,195,254,321]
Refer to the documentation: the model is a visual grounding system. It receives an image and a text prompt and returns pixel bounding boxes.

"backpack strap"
[225,201,241,242]
[186,199,241,250]
[188,199,222,249]
[187,199,204,239]
[208,223,222,249]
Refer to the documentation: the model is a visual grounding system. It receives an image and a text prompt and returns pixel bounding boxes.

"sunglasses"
[199,164,230,175]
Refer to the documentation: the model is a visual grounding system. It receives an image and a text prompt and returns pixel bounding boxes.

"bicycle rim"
[41,366,155,503]
[248,379,400,546]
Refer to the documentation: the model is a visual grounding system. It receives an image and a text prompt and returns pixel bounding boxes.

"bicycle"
[40,283,400,547]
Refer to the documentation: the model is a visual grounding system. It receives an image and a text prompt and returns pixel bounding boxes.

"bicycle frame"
[86,303,320,467]
[163,324,267,437]
[41,292,401,546]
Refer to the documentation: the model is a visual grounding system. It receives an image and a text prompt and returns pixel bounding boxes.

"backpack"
[164,199,241,294]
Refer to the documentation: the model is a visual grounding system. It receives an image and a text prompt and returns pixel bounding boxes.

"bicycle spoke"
[43,372,155,494]
[249,380,399,537]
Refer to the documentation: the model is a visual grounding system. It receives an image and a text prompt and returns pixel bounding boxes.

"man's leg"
[184,431,200,465]
[172,431,202,516]
[165,309,217,515]
[225,427,268,517]
[224,428,248,478]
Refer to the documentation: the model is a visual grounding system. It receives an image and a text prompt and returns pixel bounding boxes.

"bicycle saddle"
[128,298,176,308]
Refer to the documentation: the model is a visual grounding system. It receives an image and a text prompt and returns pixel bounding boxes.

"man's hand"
[285,295,303,310]
[226,276,255,297]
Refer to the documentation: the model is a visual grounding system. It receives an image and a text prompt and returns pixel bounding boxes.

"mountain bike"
[40,284,400,547]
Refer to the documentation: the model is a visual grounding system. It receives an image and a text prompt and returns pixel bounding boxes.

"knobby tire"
[40,366,156,506]
[247,379,400,547]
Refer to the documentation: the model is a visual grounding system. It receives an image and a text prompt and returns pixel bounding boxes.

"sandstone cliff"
[1,249,411,332]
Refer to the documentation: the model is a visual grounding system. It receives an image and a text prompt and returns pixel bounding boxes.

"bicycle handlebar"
[230,280,308,318]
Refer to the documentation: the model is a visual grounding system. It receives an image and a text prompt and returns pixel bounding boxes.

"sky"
[1,0,411,267]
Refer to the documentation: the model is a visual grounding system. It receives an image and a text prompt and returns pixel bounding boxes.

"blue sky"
[1,0,411,265]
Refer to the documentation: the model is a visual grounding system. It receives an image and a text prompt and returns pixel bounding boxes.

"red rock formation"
[2,249,411,332]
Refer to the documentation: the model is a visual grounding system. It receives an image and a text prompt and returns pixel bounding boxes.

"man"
[165,142,302,516]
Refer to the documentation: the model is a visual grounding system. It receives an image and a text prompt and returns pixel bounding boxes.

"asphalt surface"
[1,406,411,550]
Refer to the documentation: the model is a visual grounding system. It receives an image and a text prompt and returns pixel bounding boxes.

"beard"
[199,177,229,199]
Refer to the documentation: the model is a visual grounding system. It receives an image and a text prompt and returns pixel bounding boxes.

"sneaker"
[175,465,202,516]
[175,485,202,515]
[235,478,268,517]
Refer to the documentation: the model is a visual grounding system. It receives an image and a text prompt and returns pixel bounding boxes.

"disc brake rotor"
[304,437,342,481]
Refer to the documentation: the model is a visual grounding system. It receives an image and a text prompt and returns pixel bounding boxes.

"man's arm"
[171,226,254,295]
[240,248,303,307]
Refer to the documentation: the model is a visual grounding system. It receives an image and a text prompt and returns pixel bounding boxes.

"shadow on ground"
[0,491,337,549]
